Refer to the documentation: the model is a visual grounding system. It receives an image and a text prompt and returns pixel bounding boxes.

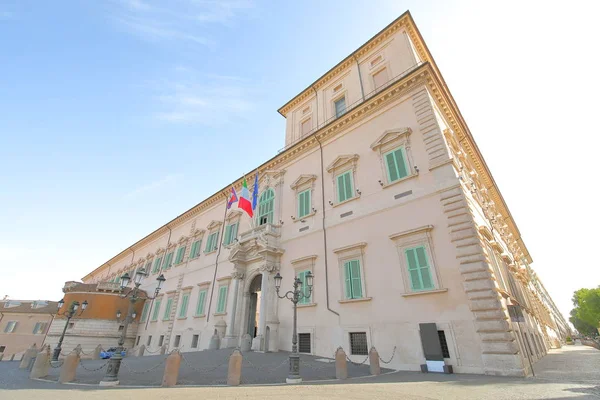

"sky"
[1,0,598,323]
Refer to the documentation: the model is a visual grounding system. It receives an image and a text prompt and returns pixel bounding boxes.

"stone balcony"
[238,223,281,247]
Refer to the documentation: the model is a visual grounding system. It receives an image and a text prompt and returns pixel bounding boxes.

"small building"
[43,281,146,356]
[0,299,58,360]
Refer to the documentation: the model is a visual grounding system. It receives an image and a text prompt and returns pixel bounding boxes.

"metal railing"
[279,61,427,153]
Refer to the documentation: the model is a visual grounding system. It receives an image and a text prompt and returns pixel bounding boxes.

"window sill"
[150,320,158,323]
[193,314,206,319]
[401,288,448,297]
[213,312,227,316]
[382,172,418,189]
[177,317,187,320]
[338,297,372,304]
[297,302,317,308]
[332,195,360,208]
[294,211,316,222]
[204,250,217,255]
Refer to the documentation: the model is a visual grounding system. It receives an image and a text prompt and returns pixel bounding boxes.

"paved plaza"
[0,345,598,399]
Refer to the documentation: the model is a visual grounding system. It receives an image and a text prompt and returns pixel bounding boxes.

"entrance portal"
[247,274,262,338]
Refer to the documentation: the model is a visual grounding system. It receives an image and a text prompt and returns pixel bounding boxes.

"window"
[349,332,368,355]
[136,336,141,346]
[195,289,207,316]
[191,334,199,348]
[257,189,275,226]
[32,322,47,334]
[343,259,363,299]
[174,246,186,265]
[163,251,174,270]
[405,246,434,291]
[336,171,354,203]
[438,331,450,358]
[147,336,152,346]
[118,325,124,332]
[223,222,239,246]
[373,67,388,90]
[140,303,150,323]
[4,321,17,333]
[301,117,312,136]
[189,240,202,259]
[163,298,173,320]
[179,293,190,318]
[384,147,409,183]
[174,335,181,348]
[205,232,219,253]
[334,96,346,118]
[297,270,312,304]
[298,333,311,353]
[297,189,311,218]
[216,286,228,314]
[152,257,163,274]
[158,335,164,347]
[0,346,5,353]
[151,299,162,321]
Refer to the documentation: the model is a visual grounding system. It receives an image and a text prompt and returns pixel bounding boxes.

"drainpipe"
[145,225,172,331]
[315,133,340,318]
[353,55,365,101]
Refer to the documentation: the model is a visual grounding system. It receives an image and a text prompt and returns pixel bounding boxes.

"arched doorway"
[246,274,262,338]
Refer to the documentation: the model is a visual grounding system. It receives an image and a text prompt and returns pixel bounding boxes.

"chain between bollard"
[78,359,109,372]
[180,353,229,373]
[144,347,162,354]
[121,355,169,374]
[378,346,397,364]
[242,357,289,373]
[48,360,64,369]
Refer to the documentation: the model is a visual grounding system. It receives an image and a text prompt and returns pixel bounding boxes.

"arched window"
[257,188,275,226]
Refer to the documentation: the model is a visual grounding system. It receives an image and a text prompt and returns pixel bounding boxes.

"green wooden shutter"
[217,286,228,313]
[350,260,363,298]
[405,248,423,290]
[344,172,353,200]
[415,246,434,289]
[196,290,206,315]
[163,298,173,320]
[151,300,161,321]
[223,224,232,245]
[231,222,238,240]
[337,174,346,202]
[343,261,352,299]
[190,241,197,259]
[175,246,185,264]
[153,257,162,273]
[141,303,150,322]
[386,151,399,182]
[297,271,309,304]
[298,190,311,218]
[179,294,189,318]
[394,148,408,179]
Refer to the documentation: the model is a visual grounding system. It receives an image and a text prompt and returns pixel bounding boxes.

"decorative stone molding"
[146,253,154,260]
[231,269,245,280]
[259,263,281,273]
[389,225,433,242]
[332,242,367,255]
[370,127,411,151]
[290,175,317,190]
[217,276,232,283]
[207,220,223,231]
[225,210,243,222]
[192,229,206,238]
[155,247,165,255]
[326,154,359,174]
[177,236,189,245]
[290,255,318,266]
[260,169,286,188]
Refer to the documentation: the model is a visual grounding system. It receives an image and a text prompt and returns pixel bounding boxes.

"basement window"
[298,333,311,353]
[438,330,450,358]
[349,332,368,356]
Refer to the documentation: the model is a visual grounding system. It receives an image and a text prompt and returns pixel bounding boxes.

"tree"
[570,287,600,336]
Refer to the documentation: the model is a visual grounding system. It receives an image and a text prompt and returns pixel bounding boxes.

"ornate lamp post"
[100,268,165,386]
[274,271,313,384]
[52,299,88,361]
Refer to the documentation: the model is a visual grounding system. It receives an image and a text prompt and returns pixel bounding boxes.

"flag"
[251,171,259,210]
[238,177,253,217]
[227,186,238,209]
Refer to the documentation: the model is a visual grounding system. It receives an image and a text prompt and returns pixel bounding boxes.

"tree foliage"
[570,287,600,336]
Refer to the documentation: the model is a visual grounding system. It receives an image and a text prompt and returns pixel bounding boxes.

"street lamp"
[52,299,88,361]
[274,271,313,384]
[100,268,165,386]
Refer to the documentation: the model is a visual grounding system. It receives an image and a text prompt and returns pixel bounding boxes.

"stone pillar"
[59,350,80,383]
[19,344,38,369]
[161,352,181,387]
[29,346,50,379]
[369,347,381,376]
[258,272,269,338]
[209,330,221,350]
[222,275,243,348]
[227,349,242,386]
[137,344,146,357]
[335,348,348,380]
[92,345,102,360]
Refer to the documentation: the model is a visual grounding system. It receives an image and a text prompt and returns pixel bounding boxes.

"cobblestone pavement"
[0,344,598,399]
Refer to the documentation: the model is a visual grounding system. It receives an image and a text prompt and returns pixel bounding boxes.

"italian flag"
[238,177,253,217]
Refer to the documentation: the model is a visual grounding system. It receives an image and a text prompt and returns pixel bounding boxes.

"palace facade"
[79,11,569,376]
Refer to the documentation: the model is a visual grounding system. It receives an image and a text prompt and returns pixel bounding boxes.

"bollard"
[0,352,4,361]
[209,332,220,350]
[19,344,38,369]
[335,347,348,380]
[369,347,381,376]
[59,351,80,383]
[29,346,50,379]
[93,345,102,360]
[227,349,243,386]
[137,344,146,357]
[160,344,167,355]
[161,352,182,387]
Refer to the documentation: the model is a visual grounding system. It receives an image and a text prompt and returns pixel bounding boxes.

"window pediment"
[146,253,154,260]
[177,235,189,245]
[192,228,206,238]
[207,220,223,231]
[370,128,411,151]
[225,210,242,222]
[326,154,359,173]
[290,175,317,190]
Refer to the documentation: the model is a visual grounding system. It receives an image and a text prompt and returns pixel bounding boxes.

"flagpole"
[206,191,230,324]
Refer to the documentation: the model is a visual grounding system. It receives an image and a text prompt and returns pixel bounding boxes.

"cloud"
[124,174,183,199]
[105,0,254,47]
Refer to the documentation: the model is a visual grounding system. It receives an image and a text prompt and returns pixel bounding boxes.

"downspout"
[313,89,340,317]
[145,225,172,331]
[353,54,365,101]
